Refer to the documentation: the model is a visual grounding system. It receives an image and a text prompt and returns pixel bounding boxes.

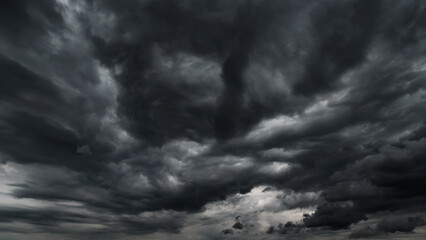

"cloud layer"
[1,0,426,239]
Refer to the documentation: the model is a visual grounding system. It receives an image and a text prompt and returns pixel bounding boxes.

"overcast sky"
[1,0,426,239]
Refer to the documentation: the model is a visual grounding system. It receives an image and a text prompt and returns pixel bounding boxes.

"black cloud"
[232,221,244,230]
[1,0,426,239]
[302,203,367,230]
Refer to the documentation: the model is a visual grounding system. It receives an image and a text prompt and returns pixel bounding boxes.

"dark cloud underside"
[1,0,426,239]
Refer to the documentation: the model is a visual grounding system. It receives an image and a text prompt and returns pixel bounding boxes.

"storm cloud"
[1,0,426,239]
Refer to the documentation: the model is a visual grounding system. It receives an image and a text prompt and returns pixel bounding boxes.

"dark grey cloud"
[302,203,367,230]
[1,0,426,239]
[0,0,63,44]
[377,216,425,234]
[221,228,233,235]
[294,0,382,95]
[232,221,244,230]
[348,226,384,239]
[349,215,426,238]
[266,221,304,235]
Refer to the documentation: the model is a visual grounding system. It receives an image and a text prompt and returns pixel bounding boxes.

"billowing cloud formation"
[1,0,426,239]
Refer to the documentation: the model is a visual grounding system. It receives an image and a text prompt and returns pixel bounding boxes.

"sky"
[0,0,426,239]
